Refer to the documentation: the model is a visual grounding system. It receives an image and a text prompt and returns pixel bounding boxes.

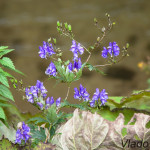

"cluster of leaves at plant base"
[52,109,150,150]
[51,59,82,83]
[27,104,72,148]
[0,46,24,127]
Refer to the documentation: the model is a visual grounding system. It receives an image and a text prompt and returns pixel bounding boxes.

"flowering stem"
[93,63,112,67]
[45,124,52,143]
[65,83,71,100]
[85,53,91,65]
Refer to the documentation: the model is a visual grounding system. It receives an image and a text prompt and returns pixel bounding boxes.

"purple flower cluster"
[70,40,84,61]
[74,85,108,107]
[74,84,90,101]
[90,89,108,107]
[39,41,55,59]
[25,80,47,105]
[15,122,31,144]
[102,42,120,58]
[45,96,61,109]
[45,62,57,76]
[67,58,82,72]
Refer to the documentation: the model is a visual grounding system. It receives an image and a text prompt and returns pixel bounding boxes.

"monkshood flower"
[25,80,47,104]
[56,97,61,107]
[45,96,61,109]
[70,40,84,61]
[39,41,55,59]
[37,102,43,109]
[91,88,108,107]
[15,122,31,144]
[45,62,57,76]
[74,84,90,101]
[67,58,82,72]
[102,42,120,58]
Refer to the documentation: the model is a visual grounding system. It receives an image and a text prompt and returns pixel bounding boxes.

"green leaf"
[0,107,5,120]
[0,49,14,57]
[29,124,46,143]
[85,63,105,75]
[108,96,123,103]
[0,85,14,101]
[0,68,14,78]
[27,117,48,125]
[3,103,32,127]
[45,105,58,124]
[0,96,9,101]
[121,127,127,137]
[64,22,68,29]
[68,25,72,31]
[53,38,56,44]
[0,103,11,107]
[0,57,25,76]
[0,73,9,87]
[57,21,60,27]
[0,57,15,70]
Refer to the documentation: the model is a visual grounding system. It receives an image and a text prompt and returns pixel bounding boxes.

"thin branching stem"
[65,83,71,100]
[93,63,112,67]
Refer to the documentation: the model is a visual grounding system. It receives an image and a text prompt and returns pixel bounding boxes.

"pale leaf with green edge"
[0,73,9,87]
[0,85,14,101]
[0,121,16,143]
[0,107,5,120]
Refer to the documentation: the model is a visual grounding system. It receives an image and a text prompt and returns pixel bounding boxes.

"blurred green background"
[0,0,150,114]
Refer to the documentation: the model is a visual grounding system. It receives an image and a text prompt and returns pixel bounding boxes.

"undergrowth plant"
[0,46,24,128]
[1,14,150,150]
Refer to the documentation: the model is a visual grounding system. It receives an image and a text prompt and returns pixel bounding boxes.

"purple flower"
[107,42,120,57]
[45,97,56,109]
[15,122,31,144]
[25,80,47,105]
[70,40,84,61]
[68,62,73,72]
[92,88,108,106]
[67,58,82,72]
[45,62,57,76]
[30,86,38,98]
[102,47,108,58]
[100,89,108,106]
[89,100,96,107]
[101,42,120,58]
[50,96,55,105]
[73,58,82,71]
[56,97,61,107]
[37,102,43,109]
[74,84,90,101]
[39,41,55,59]
[92,88,100,101]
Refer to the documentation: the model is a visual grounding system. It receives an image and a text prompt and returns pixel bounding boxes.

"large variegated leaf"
[52,109,150,150]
